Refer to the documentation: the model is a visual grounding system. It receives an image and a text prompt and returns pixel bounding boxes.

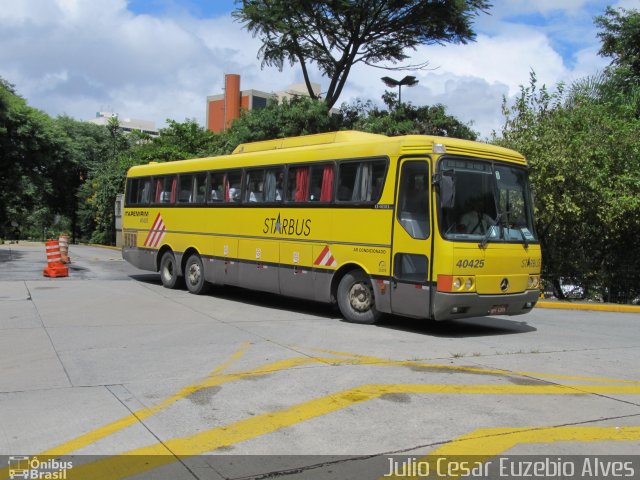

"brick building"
[206,74,321,133]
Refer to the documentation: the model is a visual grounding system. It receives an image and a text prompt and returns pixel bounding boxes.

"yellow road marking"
[382,426,640,479]
[4,345,638,480]
[62,384,640,479]
[34,347,640,458]
[40,341,252,456]
[304,346,640,385]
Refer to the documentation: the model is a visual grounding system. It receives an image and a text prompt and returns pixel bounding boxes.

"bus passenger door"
[391,159,432,318]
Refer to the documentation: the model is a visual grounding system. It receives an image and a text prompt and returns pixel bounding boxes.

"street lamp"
[381,75,419,106]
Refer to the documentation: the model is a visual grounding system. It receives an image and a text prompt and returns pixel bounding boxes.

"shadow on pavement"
[129,272,536,336]
[374,314,536,338]
[129,273,340,319]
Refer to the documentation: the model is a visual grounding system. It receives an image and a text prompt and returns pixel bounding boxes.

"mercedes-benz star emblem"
[500,278,510,292]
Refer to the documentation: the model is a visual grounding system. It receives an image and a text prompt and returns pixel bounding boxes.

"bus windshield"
[438,158,537,244]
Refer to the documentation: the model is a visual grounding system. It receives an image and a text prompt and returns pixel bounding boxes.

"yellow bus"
[122,131,541,324]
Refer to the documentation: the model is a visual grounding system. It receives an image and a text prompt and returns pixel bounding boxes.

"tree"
[217,96,341,152]
[494,72,640,303]
[131,119,219,163]
[339,92,478,139]
[595,7,640,89]
[55,116,112,241]
[76,117,134,244]
[0,78,77,241]
[233,0,490,109]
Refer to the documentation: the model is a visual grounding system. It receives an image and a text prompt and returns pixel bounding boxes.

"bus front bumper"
[433,290,540,321]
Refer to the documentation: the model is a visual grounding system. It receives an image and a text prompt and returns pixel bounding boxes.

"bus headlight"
[437,275,476,293]
[528,275,540,289]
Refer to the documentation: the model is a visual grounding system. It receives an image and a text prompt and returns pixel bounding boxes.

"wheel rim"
[188,261,201,287]
[348,282,373,312]
[163,259,174,281]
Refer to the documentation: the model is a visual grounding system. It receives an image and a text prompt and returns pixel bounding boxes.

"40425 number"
[456,259,485,269]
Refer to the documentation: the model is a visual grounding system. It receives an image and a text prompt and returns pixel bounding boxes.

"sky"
[1,0,639,138]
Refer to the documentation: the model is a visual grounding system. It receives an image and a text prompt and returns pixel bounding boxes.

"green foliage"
[494,72,640,303]
[339,92,478,139]
[595,6,640,90]
[233,0,490,108]
[0,81,77,240]
[132,119,220,163]
[76,117,135,244]
[216,96,341,152]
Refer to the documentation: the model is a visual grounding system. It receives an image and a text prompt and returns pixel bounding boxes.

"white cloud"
[614,0,640,9]
[339,25,587,138]
[0,0,621,138]
[488,0,594,16]
[0,0,299,128]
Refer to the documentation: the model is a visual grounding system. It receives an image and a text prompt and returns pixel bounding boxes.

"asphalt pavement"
[1,242,639,479]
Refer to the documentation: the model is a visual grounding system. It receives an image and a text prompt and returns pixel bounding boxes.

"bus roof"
[127,131,526,177]
[231,131,386,154]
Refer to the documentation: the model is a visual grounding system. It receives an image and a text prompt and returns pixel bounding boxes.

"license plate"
[489,304,507,315]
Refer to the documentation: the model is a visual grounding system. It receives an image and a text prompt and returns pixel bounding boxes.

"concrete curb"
[537,300,640,313]
[86,243,121,251]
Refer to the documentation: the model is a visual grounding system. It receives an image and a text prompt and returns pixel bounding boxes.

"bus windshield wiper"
[479,210,510,249]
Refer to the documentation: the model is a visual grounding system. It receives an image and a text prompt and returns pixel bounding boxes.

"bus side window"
[226,170,242,203]
[287,166,310,202]
[139,178,151,204]
[127,178,151,206]
[337,159,386,202]
[245,169,265,203]
[154,177,175,204]
[308,164,333,202]
[178,175,193,204]
[394,253,428,282]
[265,167,284,202]
[209,172,225,202]
[397,161,429,239]
[194,173,207,204]
[125,179,135,206]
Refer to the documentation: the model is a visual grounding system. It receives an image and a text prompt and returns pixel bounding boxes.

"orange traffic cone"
[43,239,69,278]
[59,233,70,263]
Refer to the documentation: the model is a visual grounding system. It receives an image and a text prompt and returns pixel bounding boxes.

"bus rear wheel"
[185,254,209,295]
[160,251,183,289]
[337,270,382,324]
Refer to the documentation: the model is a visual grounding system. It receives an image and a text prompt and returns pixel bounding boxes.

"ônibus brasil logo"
[8,456,73,479]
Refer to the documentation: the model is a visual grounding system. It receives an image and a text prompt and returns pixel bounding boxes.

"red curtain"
[170,177,177,204]
[320,165,334,202]
[224,175,230,202]
[295,167,310,202]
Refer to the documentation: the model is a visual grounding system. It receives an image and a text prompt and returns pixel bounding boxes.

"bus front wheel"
[337,270,382,324]
[160,251,183,289]
[185,254,209,295]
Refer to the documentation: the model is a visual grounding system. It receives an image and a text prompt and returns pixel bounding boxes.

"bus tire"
[337,270,382,324]
[185,254,209,295]
[160,251,182,289]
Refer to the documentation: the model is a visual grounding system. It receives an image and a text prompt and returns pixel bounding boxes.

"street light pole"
[381,75,419,106]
